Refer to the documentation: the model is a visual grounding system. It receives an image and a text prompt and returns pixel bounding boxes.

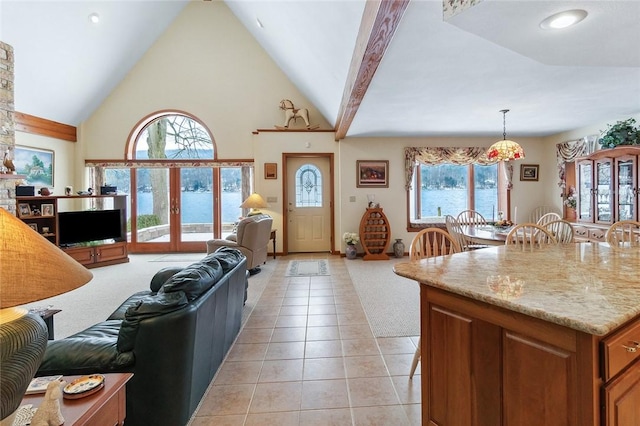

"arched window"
[130,112,215,160]
[295,164,323,207]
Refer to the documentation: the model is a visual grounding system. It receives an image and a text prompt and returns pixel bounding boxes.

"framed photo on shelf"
[14,146,55,187]
[357,160,389,188]
[28,223,38,232]
[18,203,31,217]
[264,163,277,180]
[41,203,55,217]
[520,164,539,181]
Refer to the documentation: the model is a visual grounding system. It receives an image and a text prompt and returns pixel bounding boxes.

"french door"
[130,167,216,252]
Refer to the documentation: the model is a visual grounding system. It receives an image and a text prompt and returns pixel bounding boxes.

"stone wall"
[0,41,17,215]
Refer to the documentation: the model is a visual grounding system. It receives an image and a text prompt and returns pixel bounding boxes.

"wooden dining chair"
[528,206,561,224]
[408,228,461,379]
[445,214,488,251]
[543,219,575,243]
[606,220,640,249]
[536,212,562,227]
[505,223,557,250]
[456,209,487,226]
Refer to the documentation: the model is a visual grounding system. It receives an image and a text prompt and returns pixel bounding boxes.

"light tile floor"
[189,254,421,425]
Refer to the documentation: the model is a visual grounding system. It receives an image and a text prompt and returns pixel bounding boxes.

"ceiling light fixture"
[540,9,587,30]
[256,18,264,29]
[487,109,525,161]
[88,12,100,24]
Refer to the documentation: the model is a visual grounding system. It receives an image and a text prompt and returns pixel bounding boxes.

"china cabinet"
[575,146,640,224]
[358,207,390,260]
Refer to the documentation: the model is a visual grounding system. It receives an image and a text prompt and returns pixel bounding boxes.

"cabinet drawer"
[603,316,640,381]
[589,228,606,242]
[573,226,589,239]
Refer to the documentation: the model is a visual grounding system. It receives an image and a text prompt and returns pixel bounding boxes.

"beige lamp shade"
[0,208,93,308]
[240,193,268,210]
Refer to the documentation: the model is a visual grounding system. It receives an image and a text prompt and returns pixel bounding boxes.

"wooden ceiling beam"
[334,0,410,141]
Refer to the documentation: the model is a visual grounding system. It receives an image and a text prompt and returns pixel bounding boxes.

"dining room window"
[404,147,507,228]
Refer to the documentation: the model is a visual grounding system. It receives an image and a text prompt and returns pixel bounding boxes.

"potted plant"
[343,232,359,259]
[599,118,640,149]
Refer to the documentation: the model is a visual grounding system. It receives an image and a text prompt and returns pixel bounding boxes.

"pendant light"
[487,109,525,161]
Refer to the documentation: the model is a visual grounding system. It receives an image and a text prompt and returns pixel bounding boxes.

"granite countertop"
[393,243,640,336]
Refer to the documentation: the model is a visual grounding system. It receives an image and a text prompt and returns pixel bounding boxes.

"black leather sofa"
[36,248,248,426]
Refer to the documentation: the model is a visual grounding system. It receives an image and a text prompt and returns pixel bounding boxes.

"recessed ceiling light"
[540,9,587,30]
[88,13,100,24]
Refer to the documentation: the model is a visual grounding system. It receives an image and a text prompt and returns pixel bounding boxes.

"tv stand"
[14,194,129,268]
[63,241,129,268]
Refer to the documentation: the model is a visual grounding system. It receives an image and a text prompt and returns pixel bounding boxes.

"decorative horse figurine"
[279,99,311,129]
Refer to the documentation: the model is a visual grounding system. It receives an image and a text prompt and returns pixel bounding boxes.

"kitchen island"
[393,243,640,426]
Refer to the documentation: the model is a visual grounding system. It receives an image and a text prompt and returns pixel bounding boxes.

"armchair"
[207,214,273,273]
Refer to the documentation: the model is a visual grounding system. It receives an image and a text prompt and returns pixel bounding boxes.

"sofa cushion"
[108,290,153,320]
[150,266,184,292]
[160,260,223,301]
[117,291,189,352]
[209,247,245,274]
[38,320,134,376]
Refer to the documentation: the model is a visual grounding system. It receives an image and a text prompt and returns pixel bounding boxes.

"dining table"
[460,223,511,246]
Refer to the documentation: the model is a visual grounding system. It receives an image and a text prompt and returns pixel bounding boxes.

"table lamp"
[240,193,268,216]
[0,208,93,425]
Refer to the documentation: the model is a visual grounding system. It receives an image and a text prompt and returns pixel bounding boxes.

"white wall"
[79,1,330,161]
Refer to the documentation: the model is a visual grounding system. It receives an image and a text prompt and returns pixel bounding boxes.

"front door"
[284,154,333,253]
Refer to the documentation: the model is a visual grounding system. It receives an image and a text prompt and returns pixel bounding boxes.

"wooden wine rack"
[359,207,390,260]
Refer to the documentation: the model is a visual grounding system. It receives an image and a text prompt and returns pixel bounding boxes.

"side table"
[39,309,61,340]
[21,372,132,426]
[270,229,276,259]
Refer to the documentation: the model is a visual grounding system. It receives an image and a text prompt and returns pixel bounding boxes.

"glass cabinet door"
[615,156,637,221]
[577,160,593,222]
[594,159,613,224]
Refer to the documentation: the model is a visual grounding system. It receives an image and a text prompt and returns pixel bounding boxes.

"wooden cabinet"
[576,146,640,224]
[64,242,128,268]
[15,195,129,268]
[420,287,640,426]
[602,316,640,425]
[358,208,390,260]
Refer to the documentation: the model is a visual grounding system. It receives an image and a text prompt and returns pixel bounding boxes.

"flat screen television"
[58,209,125,246]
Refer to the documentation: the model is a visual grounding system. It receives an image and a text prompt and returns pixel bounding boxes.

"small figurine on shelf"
[38,187,51,196]
[30,380,66,426]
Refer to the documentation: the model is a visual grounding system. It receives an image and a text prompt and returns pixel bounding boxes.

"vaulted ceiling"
[2,0,639,139]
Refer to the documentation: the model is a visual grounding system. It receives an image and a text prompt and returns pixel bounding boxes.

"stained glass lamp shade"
[487,109,525,161]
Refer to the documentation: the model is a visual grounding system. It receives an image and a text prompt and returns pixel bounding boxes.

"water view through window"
[411,163,498,221]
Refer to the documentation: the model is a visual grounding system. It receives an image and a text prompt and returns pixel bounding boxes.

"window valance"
[555,134,597,193]
[85,159,254,168]
[404,147,498,190]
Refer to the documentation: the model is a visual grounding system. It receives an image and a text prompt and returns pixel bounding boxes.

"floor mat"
[285,260,330,276]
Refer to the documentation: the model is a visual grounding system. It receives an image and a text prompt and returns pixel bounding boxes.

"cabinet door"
[604,361,640,426]
[96,242,127,263]
[503,331,578,426]
[577,160,594,223]
[595,159,614,224]
[426,305,501,426]
[615,156,638,222]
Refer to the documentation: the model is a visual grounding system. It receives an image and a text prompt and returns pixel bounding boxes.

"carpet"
[285,260,330,276]
[345,257,420,337]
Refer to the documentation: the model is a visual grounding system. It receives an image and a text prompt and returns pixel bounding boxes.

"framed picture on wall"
[520,164,539,181]
[357,160,389,188]
[264,163,277,180]
[14,146,55,187]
